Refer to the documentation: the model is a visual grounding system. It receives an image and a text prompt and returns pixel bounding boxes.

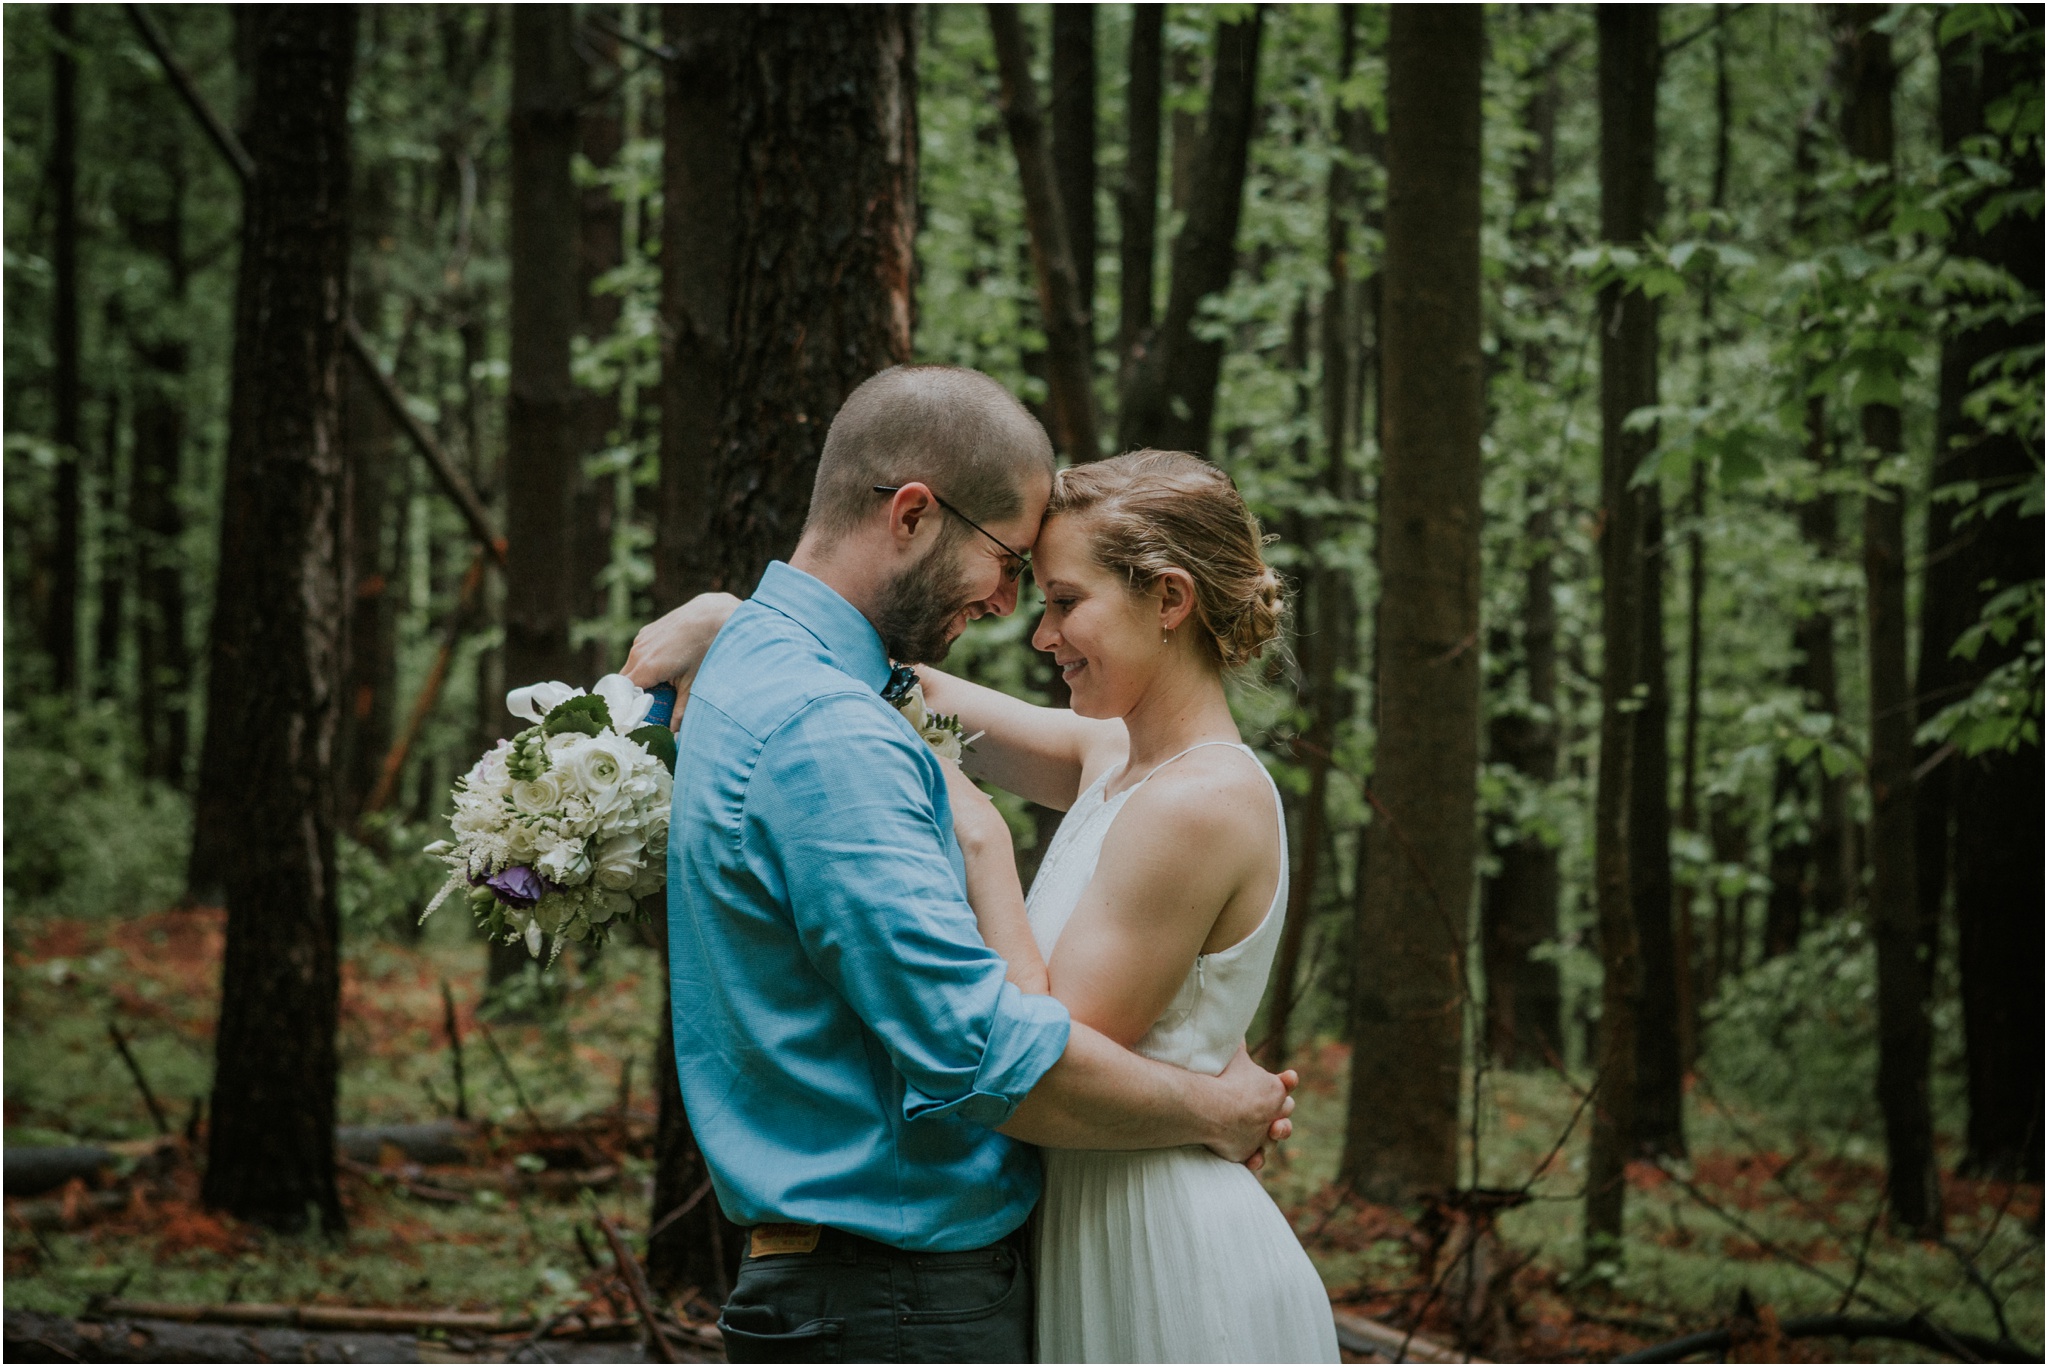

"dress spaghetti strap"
[1112,739,1257,800]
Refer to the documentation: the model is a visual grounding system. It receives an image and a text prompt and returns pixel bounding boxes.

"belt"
[744,1222,1026,1263]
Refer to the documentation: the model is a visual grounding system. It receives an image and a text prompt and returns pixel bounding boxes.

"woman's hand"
[938,758,1049,994]
[622,593,742,726]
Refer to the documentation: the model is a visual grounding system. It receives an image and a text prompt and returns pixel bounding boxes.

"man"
[625,366,1294,1362]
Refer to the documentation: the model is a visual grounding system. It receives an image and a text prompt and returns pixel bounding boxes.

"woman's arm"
[917,665,1124,812]
[939,759,1049,993]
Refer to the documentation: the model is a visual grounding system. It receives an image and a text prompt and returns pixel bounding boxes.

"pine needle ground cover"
[7,902,2039,1361]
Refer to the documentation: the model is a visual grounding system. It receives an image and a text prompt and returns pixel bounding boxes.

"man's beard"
[870,534,975,664]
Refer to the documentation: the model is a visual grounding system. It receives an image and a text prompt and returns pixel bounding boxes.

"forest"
[2,3,2041,1363]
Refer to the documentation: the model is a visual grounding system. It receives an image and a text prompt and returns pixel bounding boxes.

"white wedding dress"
[1026,742,1340,1364]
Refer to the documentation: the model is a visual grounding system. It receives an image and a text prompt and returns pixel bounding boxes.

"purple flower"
[480,864,548,908]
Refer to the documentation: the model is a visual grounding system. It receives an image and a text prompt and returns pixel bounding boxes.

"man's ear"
[1156,569,1198,633]
[885,483,940,546]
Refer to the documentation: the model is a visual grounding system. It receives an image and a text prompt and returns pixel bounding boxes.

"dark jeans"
[717,1225,1032,1363]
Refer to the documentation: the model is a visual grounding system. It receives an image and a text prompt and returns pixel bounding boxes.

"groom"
[625,365,1296,1363]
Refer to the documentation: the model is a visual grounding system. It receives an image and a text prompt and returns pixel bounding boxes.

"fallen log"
[94,1301,523,1333]
[7,1307,664,1363]
[1613,1312,2038,1364]
[334,1120,476,1166]
[5,1147,117,1198]
[1331,1307,1488,1364]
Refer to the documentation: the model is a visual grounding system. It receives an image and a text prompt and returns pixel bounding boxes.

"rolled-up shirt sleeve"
[749,692,1071,1129]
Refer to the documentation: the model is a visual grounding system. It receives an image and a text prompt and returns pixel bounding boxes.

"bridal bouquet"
[421,675,678,963]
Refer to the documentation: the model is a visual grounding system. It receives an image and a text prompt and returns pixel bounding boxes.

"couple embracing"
[626,365,1339,1364]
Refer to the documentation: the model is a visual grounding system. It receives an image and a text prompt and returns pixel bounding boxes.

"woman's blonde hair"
[1046,449,1284,669]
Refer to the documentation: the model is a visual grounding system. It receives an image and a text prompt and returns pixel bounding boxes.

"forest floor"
[4,905,2041,1363]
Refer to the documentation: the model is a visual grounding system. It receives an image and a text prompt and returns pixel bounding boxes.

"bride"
[645,448,1337,1364]
[921,450,1337,1363]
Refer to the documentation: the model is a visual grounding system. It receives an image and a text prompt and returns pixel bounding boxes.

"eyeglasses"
[873,484,1031,583]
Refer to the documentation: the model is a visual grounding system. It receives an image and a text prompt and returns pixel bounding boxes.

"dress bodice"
[1024,743,1288,1078]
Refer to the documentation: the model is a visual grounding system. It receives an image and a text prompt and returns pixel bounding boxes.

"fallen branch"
[91,1301,522,1334]
[475,1018,549,1134]
[105,1023,170,1136]
[1331,1307,1487,1364]
[1613,1312,2037,1364]
[597,1214,680,1364]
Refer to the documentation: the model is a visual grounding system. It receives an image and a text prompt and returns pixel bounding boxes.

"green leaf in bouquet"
[630,724,678,774]
[543,693,613,738]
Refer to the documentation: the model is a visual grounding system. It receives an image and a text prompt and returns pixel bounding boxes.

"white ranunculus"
[592,674,656,733]
[507,680,584,724]
[510,771,565,814]
[559,733,639,811]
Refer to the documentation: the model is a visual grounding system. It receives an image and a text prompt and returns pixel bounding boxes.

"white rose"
[510,771,565,814]
[507,680,584,724]
[591,835,643,891]
[559,733,638,812]
[922,724,962,762]
[896,684,929,732]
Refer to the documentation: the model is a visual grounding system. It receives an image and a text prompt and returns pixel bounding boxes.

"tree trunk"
[1837,3,1941,1238]
[574,13,625,682]
[1481,24,1565,1071]
[339,170,397,824]
[94,387,125,699]
[490,3,584,987]
[198,3,356,1236]
[1632,485,1684,1157]
[1117,9,1263,457]
[646,2,743,1300]
[50,5,82,694]
[132,336,191,786]
[1117,4,1162,386]
[648,4,919,1294]
[1051,4,1096,339]
[1339,4,1482,1205]
[988,5,1102,462]
[1265,6,1360,1072]
[1941,9,2046,1183]
[1584,1,1659,1269]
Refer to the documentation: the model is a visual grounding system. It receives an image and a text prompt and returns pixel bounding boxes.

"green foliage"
[2,700,190,921]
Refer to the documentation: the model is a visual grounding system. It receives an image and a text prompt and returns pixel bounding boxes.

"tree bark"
[1266,6,1361,1071]
[339,172,397,823]
[1937,9,2046,1183]
[988,5,1102,462]
[1584,1,1659,1269]
[1339,4,1482,1205]
[489,3,584,987]
[1837,3,1941,1238]
[648,3,919,1294]
[93,391,125,701]
[1481,23,1565,1071]
[646,2,743,1300]
[198,3,355,1236]
[1632,484,1684,1157]
[574,13,625,682]
[1051,4,1096,337]
[50,4,82,694]
[1117,4,1162,386]
[1117,9,1263,457]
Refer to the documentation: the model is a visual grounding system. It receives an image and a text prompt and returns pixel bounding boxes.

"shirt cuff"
[902,982,1071,1129]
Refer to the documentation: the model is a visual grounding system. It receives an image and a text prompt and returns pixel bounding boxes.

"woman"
[916,450,1337,1363]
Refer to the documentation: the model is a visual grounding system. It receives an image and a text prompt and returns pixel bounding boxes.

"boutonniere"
[882,664,979,762]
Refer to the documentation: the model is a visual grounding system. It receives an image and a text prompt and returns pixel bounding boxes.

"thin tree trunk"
[1837,3,1941,1238]
[198,3,356,1236]
[649,5,919,1295]
[1051,4,1096,340]
[132,335,191,786]
[94,388,125,699]
[1117,4,1162,387]
[1942,8,2046,1183]
[1266,6,1360,1071]
[50,5,82,694]
[646,2,743,1300]
[574,13,624,682]
[1632,485,1684,1156]
[489,3,584,987]
[340,170,397,823]
[1339,4,1482,1205]
[988,5,1101,462]
[1117,9,1263,457]
[1481,21,1566,1071]
[1584,1,1659,1269]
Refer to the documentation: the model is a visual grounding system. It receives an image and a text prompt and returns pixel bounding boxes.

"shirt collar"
[753,561,894,695]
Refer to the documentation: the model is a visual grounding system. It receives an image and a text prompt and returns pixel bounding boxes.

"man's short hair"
[805,366,1055,544]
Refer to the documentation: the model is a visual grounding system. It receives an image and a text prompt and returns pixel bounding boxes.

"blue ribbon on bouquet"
[645,682,678,728]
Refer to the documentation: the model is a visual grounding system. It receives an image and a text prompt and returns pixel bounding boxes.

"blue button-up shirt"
[666,561,1072,1252]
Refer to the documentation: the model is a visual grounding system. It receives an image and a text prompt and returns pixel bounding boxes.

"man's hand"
[937,757,1012,860]
[622,593,742,726]
[1202,1045,1297,1171]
